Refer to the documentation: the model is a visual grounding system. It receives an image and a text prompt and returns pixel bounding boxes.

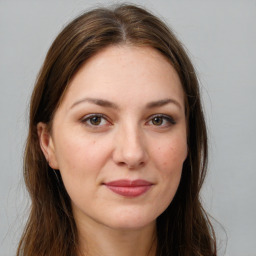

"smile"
[104,179,153,197]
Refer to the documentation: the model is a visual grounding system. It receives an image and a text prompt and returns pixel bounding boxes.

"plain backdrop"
[0,0,255,255]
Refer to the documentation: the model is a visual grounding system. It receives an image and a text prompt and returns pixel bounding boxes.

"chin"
[107,220,155,231]
[102,210,157,231]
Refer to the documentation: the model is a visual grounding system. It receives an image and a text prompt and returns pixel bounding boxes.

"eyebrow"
[70,98,119,110]
[70,97,182,110]
[146,98,182,109]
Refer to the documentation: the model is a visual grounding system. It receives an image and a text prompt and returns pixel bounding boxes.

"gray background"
[1,0,255,255]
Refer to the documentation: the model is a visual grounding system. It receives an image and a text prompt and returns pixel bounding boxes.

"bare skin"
[76,216,157,256]
[38,45,187,256]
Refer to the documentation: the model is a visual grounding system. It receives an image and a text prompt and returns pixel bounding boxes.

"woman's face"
[39,45,187,231]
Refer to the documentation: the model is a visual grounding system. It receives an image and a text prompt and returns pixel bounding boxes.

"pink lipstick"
[104,179,153,197]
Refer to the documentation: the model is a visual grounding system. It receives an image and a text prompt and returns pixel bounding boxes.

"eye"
[147,114,176,127]
[89,116,103,125]
[81,114,110,127]
[152,116,164,126]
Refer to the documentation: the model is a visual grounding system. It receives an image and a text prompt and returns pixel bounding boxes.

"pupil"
[90,116,101,125]
[153,117,163,125]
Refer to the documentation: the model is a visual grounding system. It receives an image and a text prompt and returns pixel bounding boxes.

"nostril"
[118,162,126,167]
[127,161,145,169]
[116,160,145,169]
[112,134,148,169]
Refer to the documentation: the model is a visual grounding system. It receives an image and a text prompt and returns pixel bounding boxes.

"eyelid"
[80,113,112,127]
[146,114,176,126]
[81,113,103,121]
[80,113,176,129]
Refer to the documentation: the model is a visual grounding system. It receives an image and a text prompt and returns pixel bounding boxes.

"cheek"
[153,136,187,173]
[147,136,187,216]
[53,134,112,202]
[54,133,111,177]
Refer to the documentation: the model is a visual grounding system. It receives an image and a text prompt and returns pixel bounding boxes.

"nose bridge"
[113,120,148,169]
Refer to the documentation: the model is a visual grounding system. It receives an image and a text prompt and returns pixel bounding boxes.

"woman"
[17,4,216,256]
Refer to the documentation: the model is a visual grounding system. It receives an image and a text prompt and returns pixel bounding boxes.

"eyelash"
[81,114,111,127]
[146,114,176,127]
[80,113,176,128]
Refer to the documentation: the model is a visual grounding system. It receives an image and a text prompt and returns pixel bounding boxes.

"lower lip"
[105,185,152,197]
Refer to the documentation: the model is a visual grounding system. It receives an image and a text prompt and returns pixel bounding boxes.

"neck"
[76,218,157,256]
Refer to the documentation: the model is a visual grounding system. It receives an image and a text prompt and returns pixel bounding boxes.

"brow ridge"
[71,97,119,109]
[70,97,181,110]
[146,98,182,109]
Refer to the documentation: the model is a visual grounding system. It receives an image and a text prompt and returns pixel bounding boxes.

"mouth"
[103,179,153,197]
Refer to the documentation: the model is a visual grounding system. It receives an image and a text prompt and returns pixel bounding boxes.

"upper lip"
[104,179,153,187]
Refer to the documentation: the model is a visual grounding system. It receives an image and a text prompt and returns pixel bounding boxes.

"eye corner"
[80,113,113,129]
[146,114,176,128]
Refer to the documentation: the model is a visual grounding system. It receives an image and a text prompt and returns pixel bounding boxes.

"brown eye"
[89,116,102,125]
[152,117,163,126]
[82,114,110,129]
[147,114,176,127]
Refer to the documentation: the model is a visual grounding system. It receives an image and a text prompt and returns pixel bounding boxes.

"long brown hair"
[17,4,216,256]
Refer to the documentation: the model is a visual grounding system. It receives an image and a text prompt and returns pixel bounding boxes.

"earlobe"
[37,122,59,169]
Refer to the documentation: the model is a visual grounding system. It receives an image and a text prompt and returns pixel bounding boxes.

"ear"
[37,122,59,169]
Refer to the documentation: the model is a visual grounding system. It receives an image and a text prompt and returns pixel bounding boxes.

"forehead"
[60,45,184,111]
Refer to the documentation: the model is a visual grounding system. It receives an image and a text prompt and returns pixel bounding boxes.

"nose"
[112,124,148,169]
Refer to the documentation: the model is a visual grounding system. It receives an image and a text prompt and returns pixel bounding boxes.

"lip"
[104,179,153,197]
